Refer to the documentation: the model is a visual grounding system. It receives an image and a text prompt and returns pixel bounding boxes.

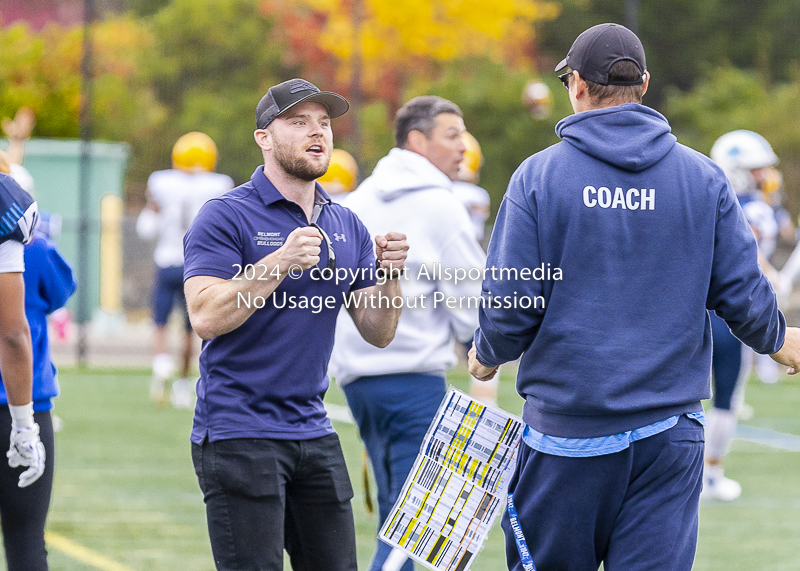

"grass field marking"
[325,403,355,424]
[735,425,800,451]
[45,532,138,571]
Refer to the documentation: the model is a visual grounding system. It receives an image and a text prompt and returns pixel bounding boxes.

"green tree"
[0,17,164,155]
[138,0,295,187]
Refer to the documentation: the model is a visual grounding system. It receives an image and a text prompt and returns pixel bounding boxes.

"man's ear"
[405,130,428,155]
[642,71,650,96]
[572,70,587,100]
[254,128,272,152]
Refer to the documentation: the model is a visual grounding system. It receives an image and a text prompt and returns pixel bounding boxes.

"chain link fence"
[50,214,201,369]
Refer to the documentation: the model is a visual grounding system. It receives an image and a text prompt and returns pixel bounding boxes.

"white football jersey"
[743,198,779,259]
[139,169,234,268]
[452,181,490,243]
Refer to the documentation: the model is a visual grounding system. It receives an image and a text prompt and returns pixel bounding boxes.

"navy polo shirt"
[184,167,377,443]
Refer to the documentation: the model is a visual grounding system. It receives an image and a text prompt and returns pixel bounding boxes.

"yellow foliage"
[0,17,158,138]
[301,0,559,74]
[93,17,154,77]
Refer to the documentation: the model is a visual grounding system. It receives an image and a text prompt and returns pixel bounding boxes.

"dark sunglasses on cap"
[558,71,572,91]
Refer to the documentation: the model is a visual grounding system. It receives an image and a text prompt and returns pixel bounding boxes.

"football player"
[452,132,491,245]
[705,130,787,500]
[0,168,49,570]
[137,132,234,408]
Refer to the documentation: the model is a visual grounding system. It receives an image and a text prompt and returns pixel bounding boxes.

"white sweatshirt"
[329,148,487,385]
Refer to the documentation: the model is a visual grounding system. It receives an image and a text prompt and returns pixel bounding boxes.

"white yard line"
[735,425,800,452]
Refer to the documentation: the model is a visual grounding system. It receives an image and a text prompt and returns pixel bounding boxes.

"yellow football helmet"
[172,132,218,173]
[318,149,359,195]
[458,132,483,184]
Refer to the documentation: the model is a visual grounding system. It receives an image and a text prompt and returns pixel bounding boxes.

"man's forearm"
[187,256,288,339]
[0,272,34,405]
[0,327,33,405]
[187,226,329,339]
[349,278,403,348]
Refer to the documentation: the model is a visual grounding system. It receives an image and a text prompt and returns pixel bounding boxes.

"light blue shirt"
[522,412,706,458]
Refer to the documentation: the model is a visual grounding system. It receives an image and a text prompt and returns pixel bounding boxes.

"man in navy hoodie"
[468,23,800,571]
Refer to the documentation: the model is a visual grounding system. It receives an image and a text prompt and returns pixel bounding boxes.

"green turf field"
[25,368,800,570]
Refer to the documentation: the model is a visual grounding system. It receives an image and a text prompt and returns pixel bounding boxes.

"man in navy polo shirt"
[468,24,800,571]
[183,78,409,571]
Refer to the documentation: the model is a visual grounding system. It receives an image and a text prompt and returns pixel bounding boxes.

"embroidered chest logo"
[333,233,346,242]
[253,231,285,247]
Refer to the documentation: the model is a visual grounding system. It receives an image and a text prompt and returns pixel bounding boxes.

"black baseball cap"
[555,23,646,86]
[256,78,349,129]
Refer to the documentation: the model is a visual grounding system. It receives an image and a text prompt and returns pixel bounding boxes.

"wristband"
[376,267,401,280]
[9,402,34,429]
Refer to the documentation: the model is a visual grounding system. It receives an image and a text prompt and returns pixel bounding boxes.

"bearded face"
[264,101,334,182]
[271,135,332,182]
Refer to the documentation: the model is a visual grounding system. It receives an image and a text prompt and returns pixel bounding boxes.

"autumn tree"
[0,17,162,142]
[265,0,556,104]
[262,0,559,175]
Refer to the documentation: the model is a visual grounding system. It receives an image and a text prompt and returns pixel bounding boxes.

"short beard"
[272,138,330,182]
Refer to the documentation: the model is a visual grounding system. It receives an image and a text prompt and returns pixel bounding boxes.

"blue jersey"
[0,234,76,410]
[0,172,37,245]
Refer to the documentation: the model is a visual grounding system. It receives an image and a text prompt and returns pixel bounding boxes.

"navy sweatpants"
[502,415,704,571]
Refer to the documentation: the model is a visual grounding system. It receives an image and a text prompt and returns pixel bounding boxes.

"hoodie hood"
[366,148,453,201]
[556,103,676,172]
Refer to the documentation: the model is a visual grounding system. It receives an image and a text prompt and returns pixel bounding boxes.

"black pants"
[0,408,54,571]
[192,433,358,571]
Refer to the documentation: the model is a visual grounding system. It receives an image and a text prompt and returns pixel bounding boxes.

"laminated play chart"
[379,388,523,571]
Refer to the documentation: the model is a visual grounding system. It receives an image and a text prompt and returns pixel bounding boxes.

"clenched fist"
[375,231,409,277]
[277,226,323,271]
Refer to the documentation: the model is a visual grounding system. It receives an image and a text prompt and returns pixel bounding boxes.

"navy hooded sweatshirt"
[474,103,785,438]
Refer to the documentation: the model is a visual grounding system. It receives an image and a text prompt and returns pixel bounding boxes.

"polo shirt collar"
[314,185,333,206]
[250,166,333,209]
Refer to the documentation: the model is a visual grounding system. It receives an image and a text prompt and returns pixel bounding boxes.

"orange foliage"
[262,0,559,106]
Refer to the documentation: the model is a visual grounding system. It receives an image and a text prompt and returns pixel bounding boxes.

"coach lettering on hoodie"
[582,185,655,209]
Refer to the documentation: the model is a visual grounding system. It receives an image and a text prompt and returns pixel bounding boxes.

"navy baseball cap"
[555,23,646,86]
[256,78,349,129]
